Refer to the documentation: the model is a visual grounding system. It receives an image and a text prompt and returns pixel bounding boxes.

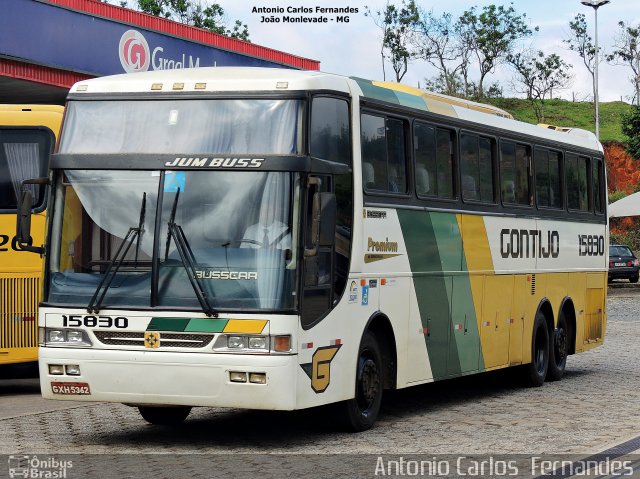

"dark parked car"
[609,244,639,283]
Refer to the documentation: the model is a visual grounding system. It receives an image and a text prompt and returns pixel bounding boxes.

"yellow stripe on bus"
[223,320,268,334]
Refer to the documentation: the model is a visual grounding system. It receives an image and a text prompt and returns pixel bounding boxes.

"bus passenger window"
[436,129,454,199]
[414,122,454,199]
[535,148,550,207]
[500,141,531,206]
[478,137,495,202]
[535,148,562,209]
[460,133,479,201]
[460,134,496,203]
[386,118,406,193]
[566,153,589,211]
[361,114,407,194]
[548,150,562,209]
[361,114,386,191]
[593,159,605,214]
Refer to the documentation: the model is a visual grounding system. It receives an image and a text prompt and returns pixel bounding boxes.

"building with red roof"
[0,0,319,104]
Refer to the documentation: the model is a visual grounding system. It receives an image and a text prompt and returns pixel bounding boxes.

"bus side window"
[386,118,407,193]
[361,113,407,194]
[500,140,531,206]
[361,114,386,191]
[566,153,589,211]
[460,133,480,201]
[435,128,455,199]
[460,132,496,203]
[414,122,455,199]
[535,148,550,207]
[478,136,495,203]
[593,158,605,214]
[535,147,562,209]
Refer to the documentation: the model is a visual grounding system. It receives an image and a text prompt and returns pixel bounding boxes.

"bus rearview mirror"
[17,189,33,240]
[14,177,49,254]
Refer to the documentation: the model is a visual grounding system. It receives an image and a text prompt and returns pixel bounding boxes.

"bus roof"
[68,67,602,153]
[0,104,64,138]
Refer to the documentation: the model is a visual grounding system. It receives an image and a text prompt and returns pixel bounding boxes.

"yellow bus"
[19,69,606,430]
[0,105,63,372]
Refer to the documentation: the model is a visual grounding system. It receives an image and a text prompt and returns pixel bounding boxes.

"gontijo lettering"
[500,228,560,259]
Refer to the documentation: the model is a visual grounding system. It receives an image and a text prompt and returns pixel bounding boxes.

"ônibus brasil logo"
[119,30,150,73]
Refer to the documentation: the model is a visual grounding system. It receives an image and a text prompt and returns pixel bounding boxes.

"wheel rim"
[554,326,567,365]
[356,351,380,414]
[534,328,547,375]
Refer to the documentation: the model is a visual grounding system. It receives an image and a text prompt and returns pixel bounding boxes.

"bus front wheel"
[341,331,383,432]
[138,406,192,425]
[525,312,550,387]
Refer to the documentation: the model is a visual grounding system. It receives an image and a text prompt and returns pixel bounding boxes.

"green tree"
[608,21,640,105]
[457,3,536,98]
[509,50,573,122]
[564,14,597,102]
[416,11,467,96]
[622,105,640,160]
[136,0,249,40]
[366,0,420,82]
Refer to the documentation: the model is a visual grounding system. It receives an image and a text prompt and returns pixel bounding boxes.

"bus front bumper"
[39,347,298,410]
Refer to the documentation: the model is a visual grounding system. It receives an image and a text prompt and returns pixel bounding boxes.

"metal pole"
[594,5,600,139]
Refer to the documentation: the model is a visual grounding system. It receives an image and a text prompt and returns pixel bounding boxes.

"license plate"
[614,262,626,267]
[51,382,91,395]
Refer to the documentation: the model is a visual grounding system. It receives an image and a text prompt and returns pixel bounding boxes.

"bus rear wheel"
[341,331,383,432]
[547,312,569,381]
[138,406,192,425]
[525,312,549,387]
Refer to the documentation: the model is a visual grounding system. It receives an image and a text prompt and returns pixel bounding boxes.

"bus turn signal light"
[273,335,291,352]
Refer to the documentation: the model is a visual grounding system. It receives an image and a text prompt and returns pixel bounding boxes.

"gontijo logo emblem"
[119,30,150,73]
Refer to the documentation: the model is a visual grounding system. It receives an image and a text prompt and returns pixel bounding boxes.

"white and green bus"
[18,68,607,431]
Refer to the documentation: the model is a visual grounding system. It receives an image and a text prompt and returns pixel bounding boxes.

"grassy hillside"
[483,98,632,143]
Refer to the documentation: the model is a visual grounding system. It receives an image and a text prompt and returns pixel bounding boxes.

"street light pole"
[581,0,610,140]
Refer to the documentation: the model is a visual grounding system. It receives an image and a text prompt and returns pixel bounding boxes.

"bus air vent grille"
[531,274,536,295]
[0,276,39,349]
[93,331,214,348]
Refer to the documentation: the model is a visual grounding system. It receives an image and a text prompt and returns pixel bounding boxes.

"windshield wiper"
[87,193,146,314]
[165,188,218,318]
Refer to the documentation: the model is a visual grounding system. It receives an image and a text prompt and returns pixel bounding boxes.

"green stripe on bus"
[350,77,401,104]
[393,90,428,111]
[148,317,230,333]
[398,210,484,379]
[184,319,228,333]
[147,318,190,332]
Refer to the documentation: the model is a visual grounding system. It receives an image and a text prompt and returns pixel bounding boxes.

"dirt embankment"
[604,141,639,194]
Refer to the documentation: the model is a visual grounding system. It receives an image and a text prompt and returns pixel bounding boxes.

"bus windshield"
[48,170,298,312]
[59,99,302,155]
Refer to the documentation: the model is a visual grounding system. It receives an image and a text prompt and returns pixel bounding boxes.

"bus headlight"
[42,328,93,347]
[227,336,246,349]
[213,334,291,354]
[48,330,66,343]
[248,336,268,349]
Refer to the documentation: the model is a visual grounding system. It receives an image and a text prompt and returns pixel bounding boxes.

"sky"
[212,0,640,102]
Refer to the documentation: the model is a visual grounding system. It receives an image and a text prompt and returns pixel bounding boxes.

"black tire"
[340,331,383,432]
[630,275,639,284]
[547,312,569,381]
[138,406,192,425]
[525,312,549,387]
